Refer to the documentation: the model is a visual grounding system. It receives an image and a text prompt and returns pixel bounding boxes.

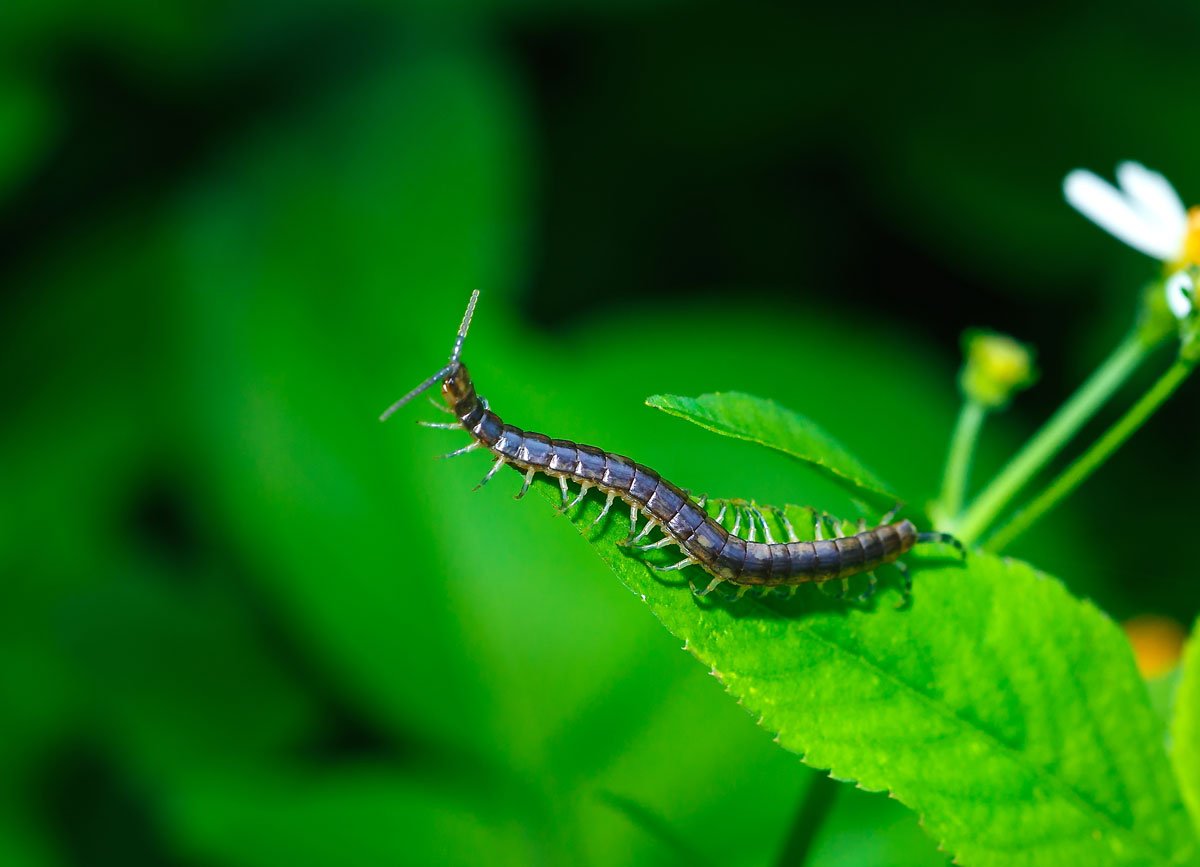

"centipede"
[381,291,963,602]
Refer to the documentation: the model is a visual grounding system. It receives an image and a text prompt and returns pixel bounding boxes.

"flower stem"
[953,333,1149,545]
[935,399,987,526]
[984,356,1195,552]
[773,771,840,867]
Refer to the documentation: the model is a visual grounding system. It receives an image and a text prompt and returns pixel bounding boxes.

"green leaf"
[646,392,899,509]
[537,479,1196,866]
[1173,619,1200,837]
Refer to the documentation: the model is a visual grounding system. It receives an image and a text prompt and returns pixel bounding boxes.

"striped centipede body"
[382,292,963,601]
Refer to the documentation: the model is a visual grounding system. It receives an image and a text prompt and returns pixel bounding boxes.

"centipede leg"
[474,455,506,491]
[419,420,462,430]
[630,515,658,545]
[778,508,798,543]
[748,504,774,544]
[745,508,757,542]
[734,585,752,600]
[428,395,455,414]
[825,513,846,538]
[857,571,878,603]
[565,483,591,511]
[442,441,480,459]
[817,576,846,600]
[619,505,640,545]
[894,560,913,606]
[730,507,742,536]
[558,476,571,509]
[714,501,728,527]
[591,492,615,527]
[691,576,724,597]
[696,494,708,509]
[636,534,676,551]
[878,503,902,526]
[653,556,696,572]
[514,468,535,500]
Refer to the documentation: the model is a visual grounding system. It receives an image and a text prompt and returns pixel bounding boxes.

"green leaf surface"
[1173,619,1200,837]
[646,392,899,509]
[536,481,1196,867]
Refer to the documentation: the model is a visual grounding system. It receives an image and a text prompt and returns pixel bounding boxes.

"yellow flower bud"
[959,330,1037,409]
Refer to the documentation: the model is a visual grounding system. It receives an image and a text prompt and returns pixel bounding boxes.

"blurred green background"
[4,2,1200,864]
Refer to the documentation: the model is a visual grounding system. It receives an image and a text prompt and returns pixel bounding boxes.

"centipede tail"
[386,292,964,599]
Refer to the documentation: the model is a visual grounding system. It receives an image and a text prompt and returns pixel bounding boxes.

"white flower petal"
[1064,169,1181,260]
[1116,161,1188,249]
[1165,271,1194,319]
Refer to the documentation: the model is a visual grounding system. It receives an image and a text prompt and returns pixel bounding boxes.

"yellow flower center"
[1178,205,1200,269]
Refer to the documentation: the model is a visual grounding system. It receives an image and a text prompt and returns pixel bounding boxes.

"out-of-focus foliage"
[3,1,1200,865]
[1175,620,1200,836]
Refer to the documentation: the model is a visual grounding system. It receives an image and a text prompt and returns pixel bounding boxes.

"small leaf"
[1172,618,1200,836]
[646,392,899,508]
[539,478,1197,866]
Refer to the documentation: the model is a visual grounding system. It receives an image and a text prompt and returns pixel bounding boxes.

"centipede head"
[379,291,480,422]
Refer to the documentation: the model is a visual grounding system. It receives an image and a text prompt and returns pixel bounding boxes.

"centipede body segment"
[381,292,962,599]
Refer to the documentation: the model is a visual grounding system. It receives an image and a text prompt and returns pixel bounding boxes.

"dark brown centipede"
[381,292,963,600]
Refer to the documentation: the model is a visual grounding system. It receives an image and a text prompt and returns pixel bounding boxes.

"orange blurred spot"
[1122,615,1187,678]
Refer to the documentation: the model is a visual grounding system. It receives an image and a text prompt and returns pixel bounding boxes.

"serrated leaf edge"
[645,392,899,506]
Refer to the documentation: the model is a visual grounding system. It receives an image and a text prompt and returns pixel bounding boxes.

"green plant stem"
[773,772,840,867]
[936,399,987,525]
[985,357,1195,552]
[597,791,712,866]
[954,333,1149,545]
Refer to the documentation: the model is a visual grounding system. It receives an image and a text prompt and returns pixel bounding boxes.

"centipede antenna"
[380,364,455,422]
[450,290,480,365]
[380,291,481,423]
